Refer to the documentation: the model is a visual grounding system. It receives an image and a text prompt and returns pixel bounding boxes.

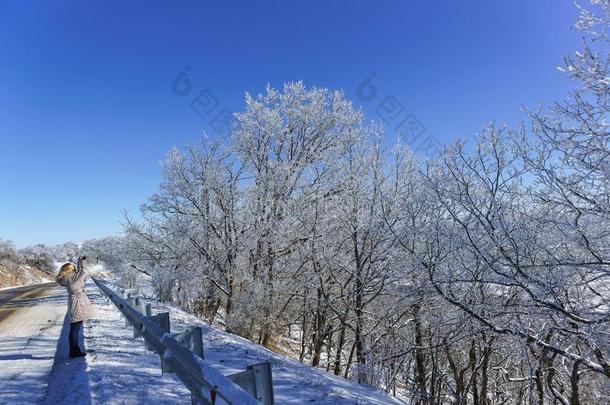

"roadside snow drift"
[43,279,404,404]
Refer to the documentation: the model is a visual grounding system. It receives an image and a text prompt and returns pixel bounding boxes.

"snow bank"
[40,278,404,404]
[103,279,405,404]
[44,280,191,404]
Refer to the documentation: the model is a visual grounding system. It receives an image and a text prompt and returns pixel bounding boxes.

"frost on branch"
[85,3,610,401]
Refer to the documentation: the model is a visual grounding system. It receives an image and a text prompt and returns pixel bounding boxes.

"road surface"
[0,282,68,404]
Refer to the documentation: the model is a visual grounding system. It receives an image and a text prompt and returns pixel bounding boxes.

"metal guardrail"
[92,278,275,405]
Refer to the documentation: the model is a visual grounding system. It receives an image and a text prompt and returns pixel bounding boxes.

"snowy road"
[0,282,67,405]
[0,279,404,404]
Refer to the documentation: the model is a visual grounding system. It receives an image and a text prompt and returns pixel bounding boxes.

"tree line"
[84,3,610,403]
[0,239,79,275]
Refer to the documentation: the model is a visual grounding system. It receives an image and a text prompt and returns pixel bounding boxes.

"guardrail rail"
[92,277,275,405]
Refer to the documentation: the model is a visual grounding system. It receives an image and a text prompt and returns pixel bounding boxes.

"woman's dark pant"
[69,321,83,354]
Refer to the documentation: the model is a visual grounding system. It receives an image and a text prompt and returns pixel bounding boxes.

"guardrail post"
[92,278,274,405]
[137,299,146,319]
[249,362,274,405]
[133,296,146,338]
[126,293,135,327]
[189,327,204,360]
[143,304,153,350]
[117,288,127,323]
[135,296,145,314]
[149,312,171,374]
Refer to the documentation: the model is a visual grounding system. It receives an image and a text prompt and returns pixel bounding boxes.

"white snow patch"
[102,279,405,404]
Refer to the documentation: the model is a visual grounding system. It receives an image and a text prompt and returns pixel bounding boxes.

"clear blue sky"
[0,0,581,247]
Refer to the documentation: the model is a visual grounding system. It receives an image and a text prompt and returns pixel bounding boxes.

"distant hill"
[0,259,53,289]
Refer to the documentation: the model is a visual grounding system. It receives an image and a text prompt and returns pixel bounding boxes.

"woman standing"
[56,256,94,358]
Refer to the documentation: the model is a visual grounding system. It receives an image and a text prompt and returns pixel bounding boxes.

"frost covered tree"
[0,239,18,261]
[18,244,55,274]
[125,139,246,321]
[231,83,364,344]
[49,241,79,262]
[388,2,610,402]
[99,2,610,402]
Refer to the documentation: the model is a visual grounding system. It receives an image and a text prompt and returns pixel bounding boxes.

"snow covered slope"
[0,260,52,289]
[143,292,405,404]
[59,279,405,404]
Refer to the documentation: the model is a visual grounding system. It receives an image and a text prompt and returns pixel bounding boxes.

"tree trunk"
[311,288,327,367]
[570,360,581,405]
[413,303,428,401]
[334,321,347,375]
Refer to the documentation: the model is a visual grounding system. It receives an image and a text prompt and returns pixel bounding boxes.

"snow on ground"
[42,312,93,405]
[1,274,404,404]
[99,278,405,404]
[44,279,191,405]
[0,283,67,405]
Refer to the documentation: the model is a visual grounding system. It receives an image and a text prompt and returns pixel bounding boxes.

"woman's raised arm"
[75,256,89,282]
